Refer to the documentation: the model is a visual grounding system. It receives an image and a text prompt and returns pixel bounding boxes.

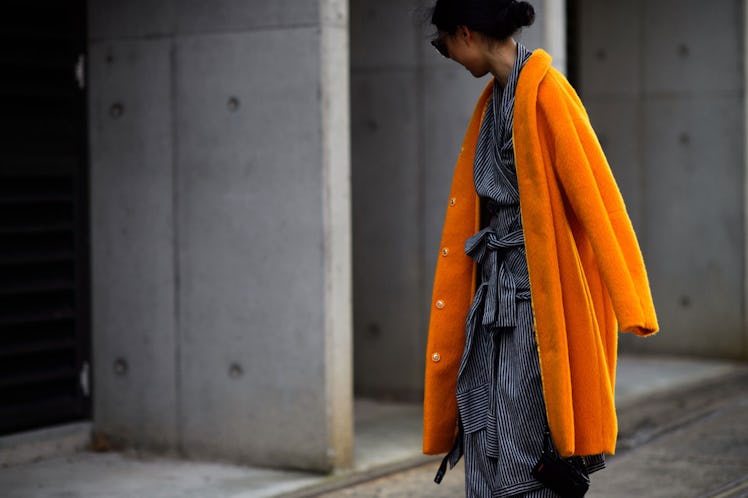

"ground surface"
[315,368,748,498]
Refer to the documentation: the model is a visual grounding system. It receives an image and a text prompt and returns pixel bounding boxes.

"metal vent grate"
[0,0,89,435]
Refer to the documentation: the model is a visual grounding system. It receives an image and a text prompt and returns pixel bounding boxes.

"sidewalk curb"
[274,454,441,498]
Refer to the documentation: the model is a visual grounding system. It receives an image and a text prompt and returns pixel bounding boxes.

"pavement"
[313,358,748,498]
[0,355,746,498]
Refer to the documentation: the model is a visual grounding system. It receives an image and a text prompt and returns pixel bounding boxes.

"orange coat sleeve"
[538,71,659,336]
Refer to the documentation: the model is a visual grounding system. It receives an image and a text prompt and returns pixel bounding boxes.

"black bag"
[531,430,590,498]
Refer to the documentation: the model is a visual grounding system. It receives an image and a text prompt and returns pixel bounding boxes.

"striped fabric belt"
[464,223,530,330]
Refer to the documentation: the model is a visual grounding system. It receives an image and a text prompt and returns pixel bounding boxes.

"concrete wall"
[350,0,563,400]
[89,0,351,471]
[576,0,746,358]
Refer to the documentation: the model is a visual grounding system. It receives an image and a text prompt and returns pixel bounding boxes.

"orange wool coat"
[423,49,659,458]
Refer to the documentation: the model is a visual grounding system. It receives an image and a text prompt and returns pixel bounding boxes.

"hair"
[431,0,535,39]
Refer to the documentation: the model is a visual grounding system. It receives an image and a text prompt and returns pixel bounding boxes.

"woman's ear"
[455,25,476,47]
[455,25,474,46]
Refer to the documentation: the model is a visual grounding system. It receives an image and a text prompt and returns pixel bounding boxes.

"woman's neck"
[485,38,518,87]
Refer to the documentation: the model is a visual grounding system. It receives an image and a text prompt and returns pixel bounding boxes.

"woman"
[422,1,659,497]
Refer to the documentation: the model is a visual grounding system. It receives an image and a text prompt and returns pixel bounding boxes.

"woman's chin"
[470,70,488,78]
[467,67,490,78]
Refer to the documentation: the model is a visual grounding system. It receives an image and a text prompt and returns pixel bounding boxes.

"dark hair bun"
[431,0,535,39]
[509,1,535,30]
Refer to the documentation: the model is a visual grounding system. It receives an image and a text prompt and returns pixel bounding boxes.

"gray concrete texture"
[175,27,328,468]
[89,0,351,471]
[88,1,322,40]
[577,0,746,359]
[89,38,179,451]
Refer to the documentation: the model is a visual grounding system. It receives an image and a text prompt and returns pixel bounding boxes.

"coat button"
[449,198,456,207]
[441,247,449,256]
[432,353,441,362]
[435,299,445,309]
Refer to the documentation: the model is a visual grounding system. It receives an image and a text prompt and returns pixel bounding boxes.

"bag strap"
[434,415,464,484]
[543,427,557,456]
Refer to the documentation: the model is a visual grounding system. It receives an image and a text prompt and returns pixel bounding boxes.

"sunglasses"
[431,35,449,58]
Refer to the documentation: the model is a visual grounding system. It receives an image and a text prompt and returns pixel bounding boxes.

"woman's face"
[434,27,491,78]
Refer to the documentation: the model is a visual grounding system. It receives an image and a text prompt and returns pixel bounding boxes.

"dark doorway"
[0,0,90,435]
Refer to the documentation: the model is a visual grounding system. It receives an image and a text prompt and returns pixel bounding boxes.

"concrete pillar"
[89,0,352,471]
[542,0,567,74]
[351,1,566,400]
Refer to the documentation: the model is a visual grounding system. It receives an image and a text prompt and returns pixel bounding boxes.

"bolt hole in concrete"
[227,96,240,112]
[113,357,128,376]
[109,102,124,119]
[228,363,244,379]
[679,295,692,308]
[677,43,689,57]
[365,118,378,132]
[367,322,382,338]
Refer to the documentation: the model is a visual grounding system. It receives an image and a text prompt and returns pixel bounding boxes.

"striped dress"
[453,43,605,497]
